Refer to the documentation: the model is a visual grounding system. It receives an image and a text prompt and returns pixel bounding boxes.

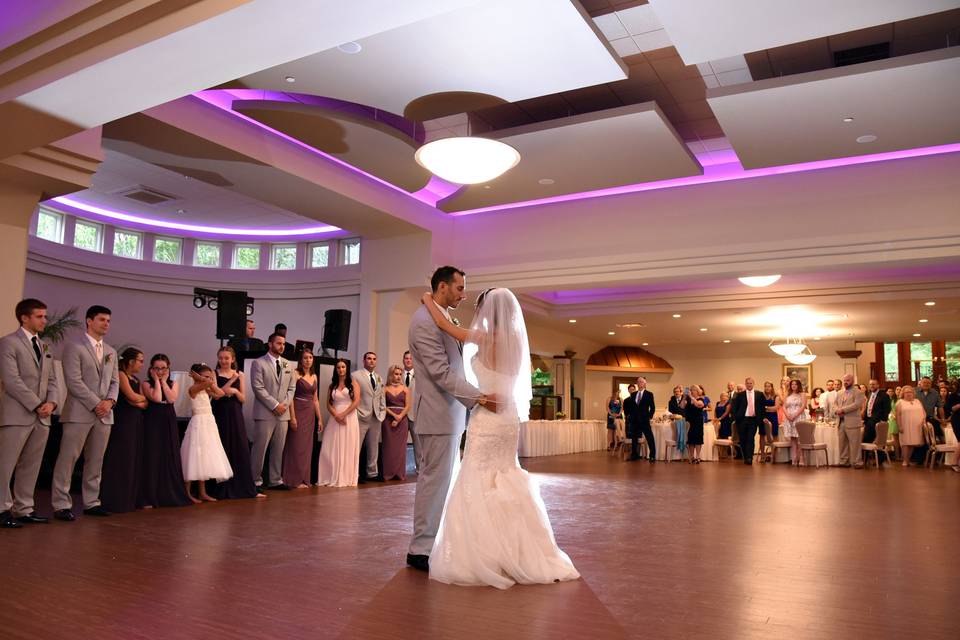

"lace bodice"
[191,390,213,416]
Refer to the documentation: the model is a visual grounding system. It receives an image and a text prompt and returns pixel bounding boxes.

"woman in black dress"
[139,354,191,507]
[100,348,147,513]
[682,386,706,464]
[210,346,260,499]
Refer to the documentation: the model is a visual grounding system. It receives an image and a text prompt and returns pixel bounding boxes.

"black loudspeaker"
[321,309,351,352]
[216,290,248,339]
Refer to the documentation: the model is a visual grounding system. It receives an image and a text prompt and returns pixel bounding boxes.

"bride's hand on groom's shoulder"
[421,292,433,306]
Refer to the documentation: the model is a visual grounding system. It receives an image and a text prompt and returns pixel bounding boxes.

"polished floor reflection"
[2,454,957,639]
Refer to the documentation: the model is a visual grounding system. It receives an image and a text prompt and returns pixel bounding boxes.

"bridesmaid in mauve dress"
[210,346,260,499]
[381,365,411,481]
[139,354,191,508]
[284,350,322,489]
[100,348,147,513]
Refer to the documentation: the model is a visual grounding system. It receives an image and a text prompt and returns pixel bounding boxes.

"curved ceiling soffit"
[587,345,673,373]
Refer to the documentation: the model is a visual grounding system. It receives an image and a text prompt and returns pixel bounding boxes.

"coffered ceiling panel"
[441,102,701,212]
[649,0,960,64]
[707,48,960,168]
[239,0,628,117]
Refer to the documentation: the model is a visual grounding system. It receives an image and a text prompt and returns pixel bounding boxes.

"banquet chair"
[610,420,627,457]
[664,420,690,463]
[771,437,793,463]
[861,422,889,468]
[923,423,958,468]
[797,421,829,468]
[620,436,648,462]
[712,437,741,461]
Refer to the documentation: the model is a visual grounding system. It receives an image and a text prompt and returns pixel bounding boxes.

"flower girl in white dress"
[181,364,233,503]
[420,288,579,589]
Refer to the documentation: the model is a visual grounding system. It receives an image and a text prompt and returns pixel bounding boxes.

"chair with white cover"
[610,419,626,457]
[797,421,829,468]
[861,421,889,468]
[771,437,793,463]
[923,423,958,468]
[712,423,741,461]
[664,419,690,463]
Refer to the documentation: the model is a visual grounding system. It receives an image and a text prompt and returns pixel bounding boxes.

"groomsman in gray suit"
[353,351,386,482]
[402,350,422,472]
[835,373,866,468]
[52,305,119,520]
[406,267,495,572]
[0,299,60,528]
[250,332,296,490]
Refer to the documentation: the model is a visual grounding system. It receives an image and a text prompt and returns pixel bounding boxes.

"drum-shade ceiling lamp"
[739,275,781,287]
[785,346,816,365]
[769,337,806,356]
[414,137,520,185]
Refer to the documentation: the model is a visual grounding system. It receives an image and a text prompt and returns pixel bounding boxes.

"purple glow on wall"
[50,196,342,238]
[450,142,960,217]
[412,175,463,205]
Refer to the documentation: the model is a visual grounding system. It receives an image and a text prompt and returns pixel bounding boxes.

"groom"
[406,266,494,571]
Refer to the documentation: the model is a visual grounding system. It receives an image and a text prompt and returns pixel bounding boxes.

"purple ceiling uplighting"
[50,196,341,238]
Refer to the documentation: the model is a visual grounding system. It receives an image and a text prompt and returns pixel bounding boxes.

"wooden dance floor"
[3,454,958,639]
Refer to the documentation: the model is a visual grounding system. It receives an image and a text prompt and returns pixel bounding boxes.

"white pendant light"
[785,346,816,365]
[739,275,781,287]
[769,337,806,356]
[414,137,520,184]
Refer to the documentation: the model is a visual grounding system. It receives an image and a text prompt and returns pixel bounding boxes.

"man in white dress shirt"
[819,379,838,420]
[402,350,421,472]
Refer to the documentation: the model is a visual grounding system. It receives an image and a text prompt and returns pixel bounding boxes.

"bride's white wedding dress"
[429,357,580,589]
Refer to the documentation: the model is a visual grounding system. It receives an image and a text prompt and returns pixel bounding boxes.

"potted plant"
[39,307,81,344]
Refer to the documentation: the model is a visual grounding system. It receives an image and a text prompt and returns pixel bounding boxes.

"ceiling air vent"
[833,42,890,67]
[116,186,178,205]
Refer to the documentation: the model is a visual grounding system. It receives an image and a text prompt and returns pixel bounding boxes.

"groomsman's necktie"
[405,371,411,387]
[276,359,282,378]
[95,341,103,370]
[31,336,42,364]
[370,372,377,390]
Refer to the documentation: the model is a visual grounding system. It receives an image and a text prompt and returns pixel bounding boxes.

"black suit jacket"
[731,390,765,423]
[864,391,892,427]
[623,389,656,436]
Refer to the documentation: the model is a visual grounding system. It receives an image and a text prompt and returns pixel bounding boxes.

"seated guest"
[210,346,261,499]
[52,305,119,521]
[100,348,147,513]
[715,392,733,439]
[140,354,191,507]
[0,298,60,528]
[862,378,891,465]
[381,364,412,481]
[317,359,360,487]
[284,350,321,489]
[895,386,925,467]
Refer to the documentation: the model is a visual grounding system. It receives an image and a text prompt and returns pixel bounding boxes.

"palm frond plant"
[39,307,82,344]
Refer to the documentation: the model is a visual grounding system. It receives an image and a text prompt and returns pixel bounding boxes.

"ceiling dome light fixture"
[738,275,781,287]
[415,137,520,185]
[337,41,362,54]
[856,134,878,144]
[785,346,816,365]
[769,337,806,357]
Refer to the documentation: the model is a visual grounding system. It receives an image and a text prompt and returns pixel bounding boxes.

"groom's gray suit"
[250,353,296,487]
[407,304,480,557]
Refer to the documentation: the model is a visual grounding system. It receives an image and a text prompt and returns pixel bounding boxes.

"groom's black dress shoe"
[406,554,429,572]
[1,511,23,529]
[54,509,76,522]
[83,506,110,517]
[16,512,49,524]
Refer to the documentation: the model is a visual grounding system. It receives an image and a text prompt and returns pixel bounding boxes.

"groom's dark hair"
[431,266,465,292]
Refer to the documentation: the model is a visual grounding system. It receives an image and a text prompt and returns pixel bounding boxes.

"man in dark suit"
[862,378,892,464]
[731,377,764,465]
[623,376,656,461]
[228,319,265,371]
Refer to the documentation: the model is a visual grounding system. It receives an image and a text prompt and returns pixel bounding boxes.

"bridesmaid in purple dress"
[284,350,321,488]
[100,348,147,513]
[381,365,411,481]
[139,354,191,508]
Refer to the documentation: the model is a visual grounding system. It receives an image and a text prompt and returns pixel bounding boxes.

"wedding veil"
[463,288,533,422]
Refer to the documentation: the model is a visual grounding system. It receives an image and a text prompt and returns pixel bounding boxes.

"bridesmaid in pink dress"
[316,360,361,487]
[381,365,412,481]
[284,350,322,488]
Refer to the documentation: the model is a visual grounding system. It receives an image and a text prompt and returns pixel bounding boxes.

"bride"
[420,287,579,589]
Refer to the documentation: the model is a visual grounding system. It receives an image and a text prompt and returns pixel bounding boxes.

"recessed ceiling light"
[699,327,708,332]
[642,342,649,346]
[617,323,645,328]
[538,178,555,185]
[913,333,922,337]
[672,314,681,318]
[568,319,577,324]
[722,339,731,344]
[925,301,936,306]
[337,41,362,54]
[856,134,878,144]
[176,208,185,214]
[608,331,616,336]
[738,275,781,287]
[842,117,854,123]
[813,337,821,341]
[483,185,492,189]
[283,75,296,83]
[919,319,928,323]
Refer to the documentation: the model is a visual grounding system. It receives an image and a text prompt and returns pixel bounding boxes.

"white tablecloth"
[945,426,957,465]
[756,422,841,465]
[652,420,718,461]
[518,420,605,457]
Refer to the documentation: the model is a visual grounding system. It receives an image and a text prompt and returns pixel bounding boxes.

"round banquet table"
[518,420,606,457]
[754,420,841,464]
[652,418,718,461]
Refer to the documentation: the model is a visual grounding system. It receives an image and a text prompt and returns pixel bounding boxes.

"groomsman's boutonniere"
[42,343,49,354]
[452,318,461,327]
[104,353,112,364]
[282,361,289,371]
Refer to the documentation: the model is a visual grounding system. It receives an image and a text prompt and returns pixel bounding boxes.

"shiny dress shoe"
[406,554,429,572]
[82,505,110,517]
[54,509,76,522]
[1,511,24,529]
[16,512,49,524]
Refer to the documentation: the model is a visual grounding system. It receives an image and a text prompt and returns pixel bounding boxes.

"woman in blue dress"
[761,381,781,462]
[606,390,623,450]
